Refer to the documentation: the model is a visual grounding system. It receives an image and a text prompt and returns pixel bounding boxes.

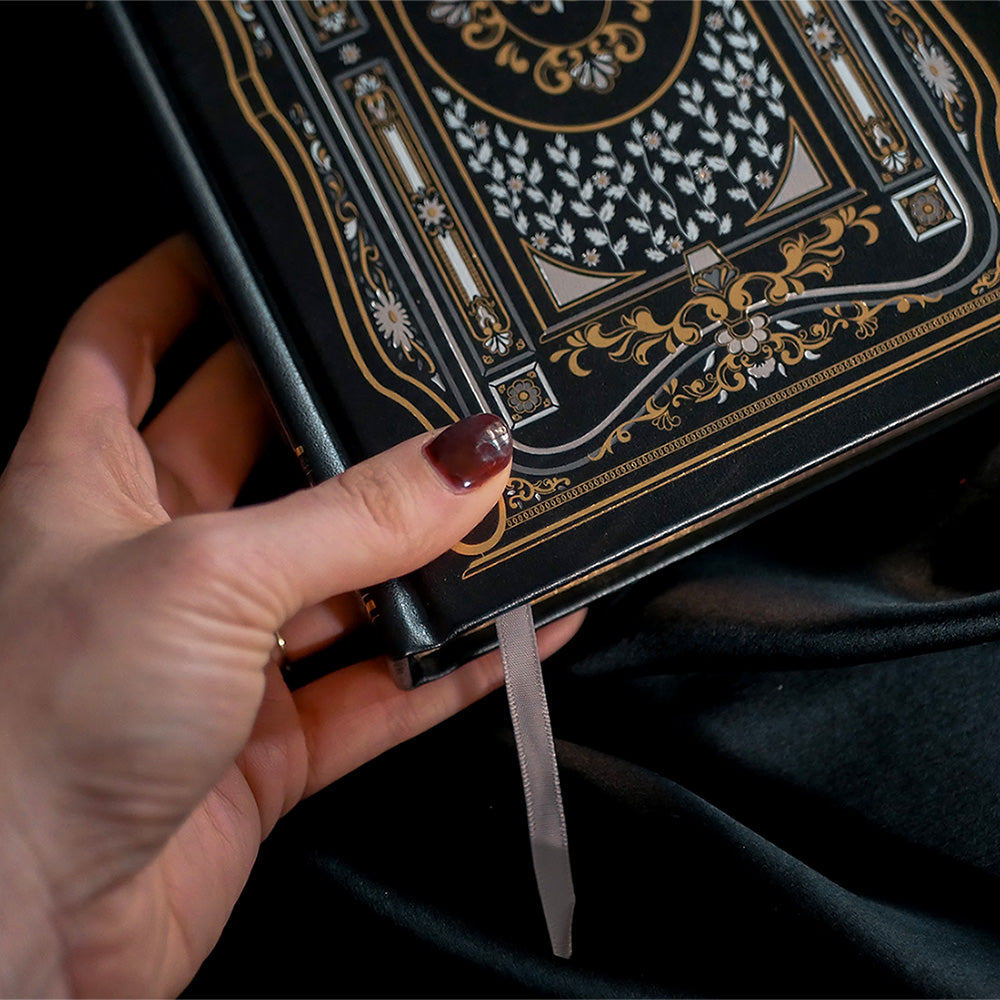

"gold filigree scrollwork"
[435,0,648,95]
[504,475,572,510]
[534,21,645,95]
[822,293,941,339]
[593,288,934,458]
[552,204,882,376]
[972,253,1000,295]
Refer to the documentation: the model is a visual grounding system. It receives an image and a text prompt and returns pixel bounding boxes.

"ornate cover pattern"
[111,1,1000,685]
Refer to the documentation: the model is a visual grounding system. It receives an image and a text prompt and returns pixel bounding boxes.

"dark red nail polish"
[423,414,513,491]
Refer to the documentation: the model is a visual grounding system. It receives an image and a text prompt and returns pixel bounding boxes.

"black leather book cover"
[107,0,1000,686]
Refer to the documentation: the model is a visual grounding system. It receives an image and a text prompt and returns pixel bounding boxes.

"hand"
[0,236,583,997]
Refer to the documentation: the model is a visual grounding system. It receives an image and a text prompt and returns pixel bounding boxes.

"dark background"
[7,4,1000,998]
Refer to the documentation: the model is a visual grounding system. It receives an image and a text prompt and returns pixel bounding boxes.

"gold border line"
[528,344,996,606]
[464,295,1000,575]
[203,1,457,429]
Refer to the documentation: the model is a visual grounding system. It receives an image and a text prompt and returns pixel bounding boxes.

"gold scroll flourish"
[593,291,935,458]
[551,204,882,376]
[822,293,941,340]
[972,253,1000,295]
[504,475,572,510]
[452,0,649,95]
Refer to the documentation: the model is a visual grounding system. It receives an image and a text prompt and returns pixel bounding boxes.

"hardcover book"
[108,0,1000,688]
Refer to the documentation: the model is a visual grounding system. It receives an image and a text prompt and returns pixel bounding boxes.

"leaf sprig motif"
[431,0,789,271]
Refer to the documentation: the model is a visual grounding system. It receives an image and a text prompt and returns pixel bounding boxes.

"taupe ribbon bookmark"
[496,604,575,959]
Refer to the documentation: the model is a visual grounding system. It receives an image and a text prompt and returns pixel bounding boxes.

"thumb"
[204,414,513,621]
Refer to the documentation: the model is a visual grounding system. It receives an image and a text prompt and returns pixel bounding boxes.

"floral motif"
[912,42,960,103]
[594,288,937,456]
[506,377,543,415]
[803,16,838,53]
[428,2,472,28]
[716,312,769,354]
[747,356,776,379]
[883,1,968,144]
[300,0,360,46]
[287,103,436,376]
[881,148,910,174]
[414,192,452,233]
[371,288,415,352]
[339,43,361,65]
[907,189,946,228]
[353,73,381,96]
[569,48,620,93]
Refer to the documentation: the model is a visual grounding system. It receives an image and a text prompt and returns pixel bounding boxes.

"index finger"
[30,235,214,435]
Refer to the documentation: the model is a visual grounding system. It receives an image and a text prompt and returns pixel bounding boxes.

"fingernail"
[423,414,513,492]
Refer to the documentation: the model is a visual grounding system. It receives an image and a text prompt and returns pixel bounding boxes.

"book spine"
[102,1,347,484]
[102,3,449,685]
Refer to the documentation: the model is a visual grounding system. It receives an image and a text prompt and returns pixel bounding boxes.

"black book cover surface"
[107,0,1000,686]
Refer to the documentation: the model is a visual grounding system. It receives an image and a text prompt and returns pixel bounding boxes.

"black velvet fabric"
[180,413,1000,999]
[8,5,1000,997]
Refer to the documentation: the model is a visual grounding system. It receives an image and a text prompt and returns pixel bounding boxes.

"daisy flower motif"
[507,176,525,194]
[339,42,361,65]
[695,165,713,184]
[415,193,450,231]
[666,235,684,254]
[531,233,550,250]
[582,247,600,268]
[471,120,489,139]
[716,313,770,355]
[593,170,611,189]
[913,42,959,103]
[371,288,414,352]
[643,131,662,150]
[705,11,724,31]
[755,170,774,190]
[804,17,837,53]
[737,72,754,92]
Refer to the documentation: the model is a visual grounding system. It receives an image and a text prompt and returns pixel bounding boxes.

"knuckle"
[160,517,233,582]
[331,463,417,542]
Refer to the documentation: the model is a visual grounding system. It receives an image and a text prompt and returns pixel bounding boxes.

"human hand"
[0,236,583,997]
